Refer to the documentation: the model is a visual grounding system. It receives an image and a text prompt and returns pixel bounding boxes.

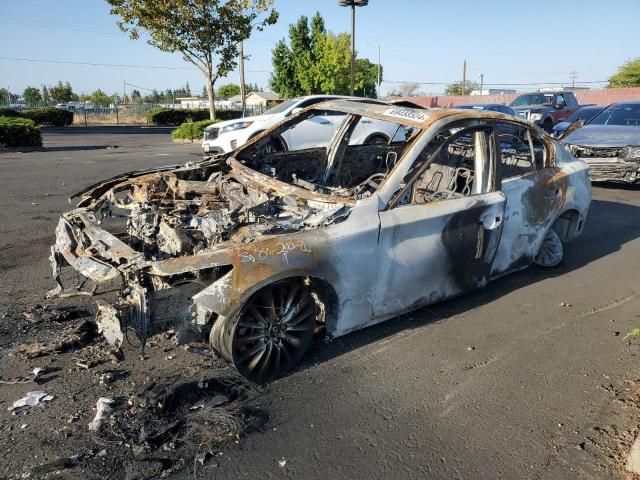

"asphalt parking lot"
[1,126,640,479]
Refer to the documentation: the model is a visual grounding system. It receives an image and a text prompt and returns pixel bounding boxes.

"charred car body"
[50,100,591,382]
[563,101,640,183]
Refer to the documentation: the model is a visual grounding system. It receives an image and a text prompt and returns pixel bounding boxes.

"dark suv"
[510,91,579,132]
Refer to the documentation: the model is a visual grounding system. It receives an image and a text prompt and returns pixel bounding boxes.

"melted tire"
[534,228,564,268]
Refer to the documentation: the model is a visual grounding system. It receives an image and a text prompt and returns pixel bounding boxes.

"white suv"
[202,95,400,154]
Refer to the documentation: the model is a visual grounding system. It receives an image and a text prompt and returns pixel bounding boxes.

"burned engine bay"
[49,114,419,347]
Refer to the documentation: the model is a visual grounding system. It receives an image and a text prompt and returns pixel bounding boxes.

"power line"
[0,56,194,70]
[383,79,607,86]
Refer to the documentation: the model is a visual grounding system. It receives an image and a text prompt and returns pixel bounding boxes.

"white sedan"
[202,95,401,154]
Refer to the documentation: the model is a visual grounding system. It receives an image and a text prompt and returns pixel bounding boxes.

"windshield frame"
[231,104,424,201]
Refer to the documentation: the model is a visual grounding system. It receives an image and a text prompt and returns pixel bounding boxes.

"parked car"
[50,100,591,382]
[510,91,579,132]
[202,94,399,154]
[454,103,516,116]
[563,100,640,183]
[552,105,604,137]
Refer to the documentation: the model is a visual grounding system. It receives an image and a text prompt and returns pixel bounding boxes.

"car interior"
[236,110,421,198]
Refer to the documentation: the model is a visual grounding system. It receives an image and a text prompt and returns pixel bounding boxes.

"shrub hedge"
[0,108,21,118]
[171,119,217,141]
[146,108,242,125]
[0,117,42,147]
[21,107,74,127]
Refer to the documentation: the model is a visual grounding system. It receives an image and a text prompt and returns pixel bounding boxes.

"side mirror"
[291,107,303,115]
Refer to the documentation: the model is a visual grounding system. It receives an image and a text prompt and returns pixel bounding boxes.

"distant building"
[245,91,282,108]
[177,97,234,109]
[471,88,517,96]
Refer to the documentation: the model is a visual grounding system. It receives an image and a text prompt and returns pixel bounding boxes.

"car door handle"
[479,214,502,230]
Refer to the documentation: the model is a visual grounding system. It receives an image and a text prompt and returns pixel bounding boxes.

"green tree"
[41,86,50,104]
[49,81,75,103]
[217,83,241,98]
[315,32,351,95]
[131,89,142,103]
[107,0,278,120]
[0,88,11,103]
[23,86,42,105]
[270,38,299,97]
[444,80,480,96]
[354,58,382,97]
[270,12,379,98]
[88,89,113,107]
[608,58,640,87]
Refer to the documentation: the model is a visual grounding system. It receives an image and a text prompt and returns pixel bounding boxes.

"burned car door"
[373,124,506,319]
[490,122,563,274]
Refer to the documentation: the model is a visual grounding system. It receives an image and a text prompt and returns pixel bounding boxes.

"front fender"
[193,231,334,319]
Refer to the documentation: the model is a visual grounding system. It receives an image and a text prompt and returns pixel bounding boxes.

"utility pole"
[570,70,578,88]
[123,79,126,105]
[461,59,467,96]
[479,73,484,96]
[239,41,246,118]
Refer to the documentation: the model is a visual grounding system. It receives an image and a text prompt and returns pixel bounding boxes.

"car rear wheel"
[534,228,563,268]
[211,278,317,383]
[542,119,554,133]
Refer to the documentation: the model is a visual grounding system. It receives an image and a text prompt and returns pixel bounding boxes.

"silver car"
[50,100,591,382]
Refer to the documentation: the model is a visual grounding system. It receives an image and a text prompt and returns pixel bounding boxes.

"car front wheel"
[211,278,318,382]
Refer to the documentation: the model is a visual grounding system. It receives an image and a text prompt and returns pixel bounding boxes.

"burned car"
[49,100,591,382]
[564,101,640,183]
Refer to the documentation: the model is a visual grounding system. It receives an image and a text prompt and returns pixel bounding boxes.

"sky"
[1,0,639,97]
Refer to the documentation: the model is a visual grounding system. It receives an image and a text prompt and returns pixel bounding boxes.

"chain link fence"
[0,101,268,125]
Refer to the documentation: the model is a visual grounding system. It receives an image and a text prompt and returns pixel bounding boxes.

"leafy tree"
[314,32,351,95]
[201,85,208,97]
[88,89,113,106]
[108,0,278,120]
[608,58,640,87]
[41,86,50,104]
[131,89,142,103]
[217,83,241,98]
[23,86,42,105]
[270,38,299,97]
[0,88,11,103]
[354,58,382,97]
[49,81,75,103]
[270,12,379,98]
[444,80,480,96]
[185,82,191,96]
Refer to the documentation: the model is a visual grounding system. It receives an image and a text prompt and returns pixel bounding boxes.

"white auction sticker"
[383,108,427,122]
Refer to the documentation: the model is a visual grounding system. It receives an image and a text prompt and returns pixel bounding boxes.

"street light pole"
[350,3,355,96]
[479,73,484,95]
[339,0,369,97]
